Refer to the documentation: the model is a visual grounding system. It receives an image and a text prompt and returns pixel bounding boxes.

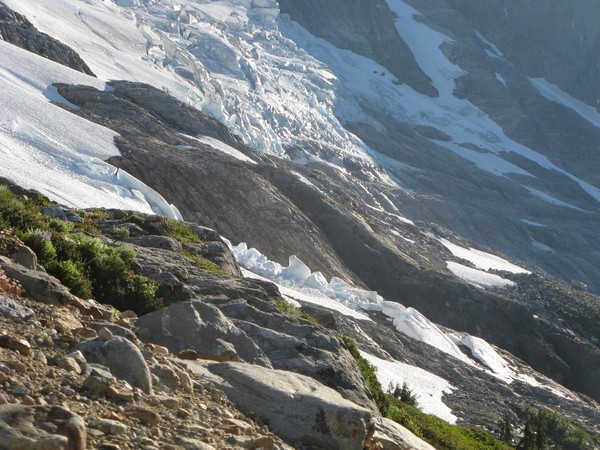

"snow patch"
[439,238,530,274]
[447,262,516,289]
[360,351,457,423]
[531,77,600,130]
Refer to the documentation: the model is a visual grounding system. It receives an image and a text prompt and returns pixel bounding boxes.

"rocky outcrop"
[0,3,94,76]
[52,81,600,405]
[137,300,270,366]
[0,261,290,449]
[189,361,375,450]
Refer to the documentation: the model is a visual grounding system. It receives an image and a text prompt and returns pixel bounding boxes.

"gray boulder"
[11,245,37,270]
[126,235,183,252]
[137,300,270,366]
[76,336,152,393]
[372,417,435,450]
[0,295,34,319]
[194,361,374,450]
[0,256,74,305]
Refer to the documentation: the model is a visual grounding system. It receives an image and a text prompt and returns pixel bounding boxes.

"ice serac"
[278,0,436,96]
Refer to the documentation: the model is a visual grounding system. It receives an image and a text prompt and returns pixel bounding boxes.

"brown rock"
[176,349,199,360]
[106,385,134,402]
[73,327,98,339]
[0,332,32,355]
[124,407,160,427]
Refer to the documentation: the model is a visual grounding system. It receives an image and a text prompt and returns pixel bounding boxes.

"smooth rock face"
[199,362,374,450]
[76,336,153,393]
[0,3,94,76]
[137,300,270,366]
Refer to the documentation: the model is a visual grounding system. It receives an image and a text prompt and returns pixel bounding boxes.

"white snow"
[523,186,585,211]
[475,31,504,59]
[185,134,256,164]
[447,262,516,289]
[229,242,379,319]
[531,77,600,130]
[495,73,507,87]
[439,238,530,274]
[531,240,555,253]
[0,40,179,218]
[393,309,467,361]
[520,219,547,227]
[360,351,457,423]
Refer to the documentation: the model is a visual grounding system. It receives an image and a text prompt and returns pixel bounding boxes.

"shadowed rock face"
[443,0,600,105]
[0,3,94,76]
[278,0,437,96]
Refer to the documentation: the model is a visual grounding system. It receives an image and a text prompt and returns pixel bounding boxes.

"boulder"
[76,336,153,393]
[137,300,270,366]
[88,321,137,342]
[40,206,84,223]
[372,417,435,450]
[11,245,37,270]
[197,362,374,449]
[0,295,34,319]
[126,235,182,252]
[0,404,86,450]
[0,257,74,305]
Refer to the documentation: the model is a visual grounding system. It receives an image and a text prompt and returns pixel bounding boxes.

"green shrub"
[0,188,162,315]
[47,260,92,299]
[182,250,230,277]
[127,214,145,227]
[519,408,597,450]
[20,231,57,265]
[0,187,48,231]
[274,298,320,325]
[388,382,418,407]
[109,226,130,240]
[163,218,203,244]
[342,335,390,414]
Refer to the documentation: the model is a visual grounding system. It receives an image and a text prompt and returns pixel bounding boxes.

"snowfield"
[0,40,180,218]
[446,262,516,289]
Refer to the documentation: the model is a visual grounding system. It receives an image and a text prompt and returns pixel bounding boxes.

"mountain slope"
[0,0,599,443]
